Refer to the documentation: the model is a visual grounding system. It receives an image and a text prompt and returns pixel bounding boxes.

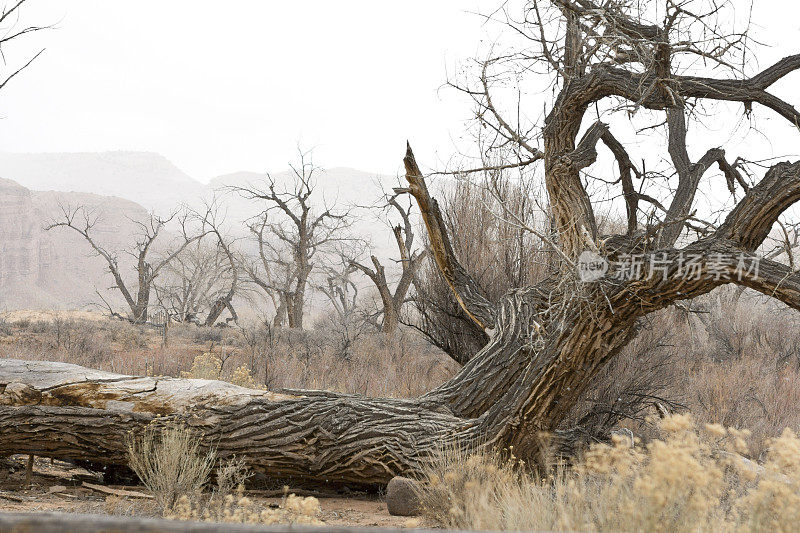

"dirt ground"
[0,455,420,528]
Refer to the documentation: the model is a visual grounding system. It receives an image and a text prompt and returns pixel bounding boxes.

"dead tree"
[198,204,240,327]
[234,150,352,329]
[351,195,427,335]
[46,206,203,323]
[6,1,800,485]
[153,202,240,327]
[153,241,230,324]
[0,0,48,93]
[316,253,361,326]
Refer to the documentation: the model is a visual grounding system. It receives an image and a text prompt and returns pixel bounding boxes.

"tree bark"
[0,359,471,486]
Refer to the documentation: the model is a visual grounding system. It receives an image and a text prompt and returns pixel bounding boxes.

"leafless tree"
[197,203,240,327]
[13,1,800,486]
[351,194,427,335]
[153,206,240,328]
[0,0,49,93]
[316,252,361,326]
[233,150,352,329]
[153,241,231,324]
[46,206,204,323]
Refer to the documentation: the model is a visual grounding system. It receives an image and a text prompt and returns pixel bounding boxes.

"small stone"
[385,476,421,516]
[48,485,67,494]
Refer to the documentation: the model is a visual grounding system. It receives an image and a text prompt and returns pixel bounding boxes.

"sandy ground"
[0,309,109,324]
[0,455,420,528]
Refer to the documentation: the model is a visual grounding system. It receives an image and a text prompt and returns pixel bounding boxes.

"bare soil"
[0,455,420,528]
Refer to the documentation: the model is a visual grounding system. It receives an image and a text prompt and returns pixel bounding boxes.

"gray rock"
[386,476,422,516]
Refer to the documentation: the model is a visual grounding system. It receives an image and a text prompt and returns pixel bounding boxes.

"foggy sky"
[1,1,799,183]
[0,0,491,181]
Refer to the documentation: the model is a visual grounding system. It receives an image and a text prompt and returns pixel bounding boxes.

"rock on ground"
[385,476,421,516]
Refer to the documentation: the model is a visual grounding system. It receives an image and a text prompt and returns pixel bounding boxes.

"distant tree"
[197,202,240,327]
[316,252,361,327]
[153,240,230,323]
[46,206,203,323]
[153,204,240,327]
[233,150,352,329]
[351,194,427,335]
[315,251,371,359]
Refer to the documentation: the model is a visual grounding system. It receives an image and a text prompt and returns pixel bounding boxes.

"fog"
[0,0,493,180]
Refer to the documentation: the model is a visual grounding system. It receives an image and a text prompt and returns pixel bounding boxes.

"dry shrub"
[126,424,215,514]
[228,365,259,388]
[214,456,252,498]
[0,314,455,398]
[416,414,800,532]
[167,490,323,526]
[181,352,223,380]
[410,174,550,364]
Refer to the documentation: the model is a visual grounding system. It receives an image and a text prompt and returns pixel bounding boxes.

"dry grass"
[0,312,456,397]
[125,424,215,513]
[416,414,800,532]
[213,456,252,498]
[167,490,323,526]
[123,423,323,525]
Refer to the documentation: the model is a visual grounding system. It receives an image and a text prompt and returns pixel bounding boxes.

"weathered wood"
[82,482,153,499]
[0,359,476,486]
[0,512,443,533]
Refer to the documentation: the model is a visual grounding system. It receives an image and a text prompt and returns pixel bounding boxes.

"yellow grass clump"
[180,352,223,380]
[167,488,323,526]
[415,414,800,532]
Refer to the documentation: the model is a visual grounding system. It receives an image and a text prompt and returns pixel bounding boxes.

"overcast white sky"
[1,1,800,183]
[0,1,499,181]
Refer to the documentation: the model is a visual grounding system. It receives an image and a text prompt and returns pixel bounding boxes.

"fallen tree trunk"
[0,359,473,486]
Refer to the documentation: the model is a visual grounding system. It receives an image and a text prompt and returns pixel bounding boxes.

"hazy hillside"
[0,177,152,310]
[0,153,415,314]
[0,151,206,213]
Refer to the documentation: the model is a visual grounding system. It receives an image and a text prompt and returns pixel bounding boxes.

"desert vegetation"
[5,0,800,531]
[415,414,800,532]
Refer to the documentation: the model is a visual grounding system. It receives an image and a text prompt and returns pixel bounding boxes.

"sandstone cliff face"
[0,177,150,310]
[0,178,41,292]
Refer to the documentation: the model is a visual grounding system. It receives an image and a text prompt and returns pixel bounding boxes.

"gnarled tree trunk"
[3,149,800,486]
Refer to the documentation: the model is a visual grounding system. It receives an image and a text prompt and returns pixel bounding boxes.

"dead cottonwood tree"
[153,240,233,324]
[46,206,203,323]
[351,194,427,335]
[7,0,800,485]
[234,151,352,329]
[316,251,361,327]
[156,203,240,326]
[197,202,241,327]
